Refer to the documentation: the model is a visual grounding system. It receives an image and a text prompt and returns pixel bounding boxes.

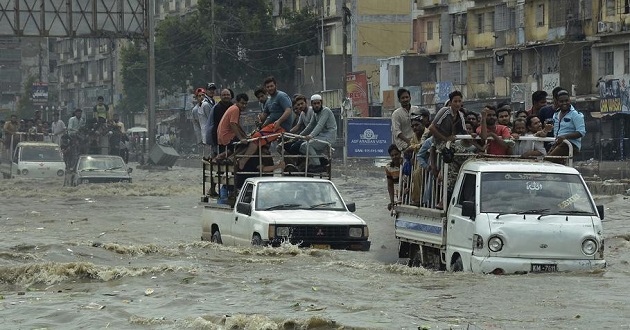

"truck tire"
[211,230,222,244]
[451,254,463,272]
[251,234,263,246]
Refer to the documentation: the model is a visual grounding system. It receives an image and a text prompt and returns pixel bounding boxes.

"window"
[488,11,495,31]
[473,63,485,84]
[582,47,592,69]
[625,49,629,74]
[536,4,545,27]
[606,0,615,16]
[388,64,400,86]
[603,51,614,75]
[512,52,522,78]
[457,173,477,206]
[427,21,433,40]
[477,13,484,33]
[241,184,253,204]
[324,27,331,46]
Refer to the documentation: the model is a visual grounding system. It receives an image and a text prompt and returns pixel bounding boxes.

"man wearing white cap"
[299,94,337,173]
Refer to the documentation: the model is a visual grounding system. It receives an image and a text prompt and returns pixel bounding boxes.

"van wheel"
[451,254,463,272]
[211,230,222,244]
[251,234,263,246]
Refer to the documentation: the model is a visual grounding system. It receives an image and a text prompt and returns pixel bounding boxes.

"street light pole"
[147,0,156,152]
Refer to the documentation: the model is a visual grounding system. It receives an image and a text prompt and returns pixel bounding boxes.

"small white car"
[1,142,65,179]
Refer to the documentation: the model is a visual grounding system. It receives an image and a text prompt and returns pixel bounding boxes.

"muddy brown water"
[0,166,629,329]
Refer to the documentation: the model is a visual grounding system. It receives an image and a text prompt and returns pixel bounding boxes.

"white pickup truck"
[395,141,606,274]
[201,177,370,251]
[1,141,66,179]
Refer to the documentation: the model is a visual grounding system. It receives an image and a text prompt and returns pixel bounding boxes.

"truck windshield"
[480,172,596,215]
[20,147,63,162]
[256,181,346,211]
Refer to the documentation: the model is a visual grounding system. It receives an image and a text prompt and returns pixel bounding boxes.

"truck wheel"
[251,234,263,246]
[211,230,222,244]
[451,254,463,272]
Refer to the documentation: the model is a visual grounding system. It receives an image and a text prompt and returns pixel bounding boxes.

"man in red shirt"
[217,93,250,148]
[477,105,512,155]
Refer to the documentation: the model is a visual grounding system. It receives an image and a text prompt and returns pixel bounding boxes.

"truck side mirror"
[127,167,133,174]
[236,202,251,216]
[346,202,356,212]
[596,205,604,220]
[462,201,476,220]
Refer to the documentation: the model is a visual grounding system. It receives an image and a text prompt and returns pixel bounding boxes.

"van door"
[233,183,255,246]
[446,172,479,271]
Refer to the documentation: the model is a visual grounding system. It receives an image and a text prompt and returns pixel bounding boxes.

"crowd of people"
[191,76,337,196]
[1,96,131,170]
[386,86,586,210]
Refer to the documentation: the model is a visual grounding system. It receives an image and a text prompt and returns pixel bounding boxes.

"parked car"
[71,155,132,186]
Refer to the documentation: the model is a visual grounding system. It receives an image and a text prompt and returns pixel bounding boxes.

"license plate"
[311,244,330,250]
[531,264,558,273]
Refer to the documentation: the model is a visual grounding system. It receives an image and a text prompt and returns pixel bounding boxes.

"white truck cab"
[395,138,605,274]
[1,141,65,179]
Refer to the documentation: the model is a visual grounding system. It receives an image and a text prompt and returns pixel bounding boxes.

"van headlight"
[20,169,28,175]
[349,227,363,238]
[582,239,598,256]
[488,236,504,252]
[276,226,290,237]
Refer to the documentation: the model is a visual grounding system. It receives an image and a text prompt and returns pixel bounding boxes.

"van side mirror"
[346,202,356,212]
[236,202,251,216]
[596,205,604,220]
[127,167,133,174]
[462,201,476,220]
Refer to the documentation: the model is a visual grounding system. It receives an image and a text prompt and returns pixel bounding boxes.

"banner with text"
[31,82,48,106]
[346,118,392,158]
[346,71,369,117]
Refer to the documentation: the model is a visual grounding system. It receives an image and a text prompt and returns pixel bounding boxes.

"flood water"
[0,165,629,329]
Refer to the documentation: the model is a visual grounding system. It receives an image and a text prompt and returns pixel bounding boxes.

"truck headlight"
[582,239,598,256]
[349,227,363,238]
[21,169,28,175]
[488,236,504,252]
[81,179,90,184]
[276,226,290,237]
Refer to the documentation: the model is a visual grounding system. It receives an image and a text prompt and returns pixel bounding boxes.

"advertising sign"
[421,82,436,106]
[31,82,48,106]
[599,78,629,113]
[434,82,453,106]
[346,71,369,117]
[346,118,392,158]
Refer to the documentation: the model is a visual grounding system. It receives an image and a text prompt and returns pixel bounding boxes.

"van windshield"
[20,147,63,162]
[480,172,596,215]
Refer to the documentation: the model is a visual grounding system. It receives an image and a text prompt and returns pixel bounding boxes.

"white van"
[1,142,65,179]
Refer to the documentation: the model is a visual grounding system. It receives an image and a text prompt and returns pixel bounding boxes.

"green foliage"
[16,75,37,119]
[119,43,147,115]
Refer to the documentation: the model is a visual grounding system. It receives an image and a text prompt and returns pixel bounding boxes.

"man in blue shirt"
[548,89,586,163]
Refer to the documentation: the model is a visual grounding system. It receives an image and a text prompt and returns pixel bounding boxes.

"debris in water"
[92,242,102,247]
[575,314,581,319]
[97,232,106,238]
[145,288,154,296]
[83,302,106,310]
[66,248,73,253]
[17,292,25,296]
[311,286,318,291]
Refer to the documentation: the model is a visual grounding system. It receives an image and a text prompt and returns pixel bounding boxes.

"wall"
[524,0,550,42]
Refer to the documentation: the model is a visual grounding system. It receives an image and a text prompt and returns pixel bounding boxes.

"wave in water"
[185,314,359,330]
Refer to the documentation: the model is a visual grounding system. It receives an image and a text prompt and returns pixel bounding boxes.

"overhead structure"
[0,0,146,38]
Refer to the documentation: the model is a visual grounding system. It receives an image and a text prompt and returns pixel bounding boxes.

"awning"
[127,127,148,133]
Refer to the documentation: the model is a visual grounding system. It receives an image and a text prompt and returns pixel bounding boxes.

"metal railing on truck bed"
[201,133,333,203]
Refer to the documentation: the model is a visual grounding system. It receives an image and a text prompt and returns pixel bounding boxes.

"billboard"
[31,82,48,106]
[599,77,630,113]
[346,71,369,117]
[346,118,392,158]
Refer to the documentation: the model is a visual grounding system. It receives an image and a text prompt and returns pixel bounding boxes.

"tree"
[16,75,37,119]
[118,42,147,117]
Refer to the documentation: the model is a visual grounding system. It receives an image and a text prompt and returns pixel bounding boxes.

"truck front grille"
[289,225,347,240]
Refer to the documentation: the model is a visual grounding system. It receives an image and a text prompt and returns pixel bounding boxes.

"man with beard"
[477,105,512,155]
[298,94,337,173]
[237,76,293,170]
[290,94,311,134]
[391,88,418,151]
[206,88,234,160]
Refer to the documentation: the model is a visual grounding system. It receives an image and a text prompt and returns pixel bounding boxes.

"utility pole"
[147,0,156,151]
[342,5,349,101]
[211,0,216,84]
[110,38,115,108]
[321,0,326,91]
